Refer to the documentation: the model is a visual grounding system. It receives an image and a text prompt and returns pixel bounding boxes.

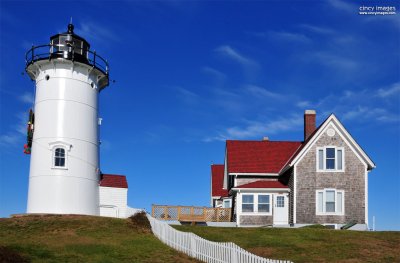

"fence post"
[190,233,196,258]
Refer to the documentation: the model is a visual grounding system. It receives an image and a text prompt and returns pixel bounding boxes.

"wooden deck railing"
[152,205,232,222]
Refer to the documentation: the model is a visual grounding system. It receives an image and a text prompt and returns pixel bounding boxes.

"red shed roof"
[100,174,128,189]
[211,164,229,197]
[226,140,302,174]
[235,180,288,189]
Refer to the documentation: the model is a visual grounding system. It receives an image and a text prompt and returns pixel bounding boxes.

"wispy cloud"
[311,52,359,71]
[76,21,121,45]
[244,85,283,100]
[0,134,20,147]
[327,0,354,13]
[296,100,311,108]
[175,87,200,105]
[0,112,27,147]
[377,82,400,98]
[342,106,398,123]
[19,92,34,104]
[202,66,226,80]
[299,24,335,35]
[215,45,257,67]
[204,114,302,142]
[268,31,311,43]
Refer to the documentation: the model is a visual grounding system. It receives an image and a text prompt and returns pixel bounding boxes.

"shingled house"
[211,110,375,229]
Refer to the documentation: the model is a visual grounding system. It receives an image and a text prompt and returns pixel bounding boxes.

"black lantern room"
[26,23,109,89]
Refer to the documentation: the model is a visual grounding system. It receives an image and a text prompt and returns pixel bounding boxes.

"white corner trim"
[365,163,369,226]
[223,149,228,189]
[293,164,297,224]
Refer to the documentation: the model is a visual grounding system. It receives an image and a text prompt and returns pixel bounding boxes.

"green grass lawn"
[0,214,198,263]
[174,224,400,263]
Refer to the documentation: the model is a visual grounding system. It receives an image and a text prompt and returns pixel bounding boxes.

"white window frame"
[316,146,345,172]
[240,193,272,215]
[316,189,345,215]
[223,199,232,208]
[49,141,71,170]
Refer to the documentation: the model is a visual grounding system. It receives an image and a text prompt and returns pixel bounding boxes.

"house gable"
[288,114,375,171]
[294,118,369,225]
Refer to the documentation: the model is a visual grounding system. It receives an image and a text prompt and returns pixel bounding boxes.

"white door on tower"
[273,194,288,224]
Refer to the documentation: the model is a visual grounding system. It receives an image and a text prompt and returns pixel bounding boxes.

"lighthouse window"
[54,148,66,167]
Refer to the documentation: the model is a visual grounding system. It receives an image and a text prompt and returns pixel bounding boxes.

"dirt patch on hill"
[0,246,30,263]
[128,212,151,233]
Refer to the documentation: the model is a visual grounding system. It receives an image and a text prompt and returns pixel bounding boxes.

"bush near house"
[174,225,400,263]
[0,214,198,263]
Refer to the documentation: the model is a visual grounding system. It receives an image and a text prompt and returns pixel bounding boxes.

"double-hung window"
[317,147,344,171]
[258,195,270,212]
[316,189,344,215]
[242,195,254,212]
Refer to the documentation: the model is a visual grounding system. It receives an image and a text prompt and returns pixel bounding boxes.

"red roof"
[100,174,128,188]
[211,164,229,197]
[226,140,302,174]
[236,180,288,189]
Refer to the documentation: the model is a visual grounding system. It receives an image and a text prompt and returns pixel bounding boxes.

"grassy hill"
[1,214,399,263]
[0,214,198,263]
[175,224,400,263]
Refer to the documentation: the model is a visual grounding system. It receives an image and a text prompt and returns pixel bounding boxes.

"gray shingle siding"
[295,128,366,224]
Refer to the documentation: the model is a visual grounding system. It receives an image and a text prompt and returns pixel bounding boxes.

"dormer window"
[317,147,344,172]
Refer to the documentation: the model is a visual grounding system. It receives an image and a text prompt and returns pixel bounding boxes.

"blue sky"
[0,0,399,230]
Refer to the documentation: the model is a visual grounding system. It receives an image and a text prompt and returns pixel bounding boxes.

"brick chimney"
[304,110,316,141]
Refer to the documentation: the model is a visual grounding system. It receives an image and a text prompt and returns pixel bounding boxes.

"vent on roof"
[262,136,269,141]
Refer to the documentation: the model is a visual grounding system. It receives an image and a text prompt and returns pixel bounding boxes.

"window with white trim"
[241,194,272,214]
[242,195,254,212]
[223,199,231,208]
[54,147,66,167]
[258,195,270,212]
[316,189,344,215]
[317,147,344,171]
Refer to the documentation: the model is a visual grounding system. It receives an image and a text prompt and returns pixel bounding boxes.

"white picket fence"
[146,214,293,263]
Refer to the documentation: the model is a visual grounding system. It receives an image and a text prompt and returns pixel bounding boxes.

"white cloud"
[296,100,311,108]
[0,134,20,146]
[175,87,199,105]
[76,21,121,45]
[202,67,226,80]
[215,45,257,67]
[19,92,34,104]
[299,24,335,35]
[327,0,355,13]
[377,82,400,98]
[342,106,398,123]
[312,52,358,70]
[244,85,283,100]
[268,31,311,43]
[204,115,302,141]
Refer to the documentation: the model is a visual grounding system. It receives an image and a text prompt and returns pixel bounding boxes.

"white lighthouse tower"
[25,23,109,215]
